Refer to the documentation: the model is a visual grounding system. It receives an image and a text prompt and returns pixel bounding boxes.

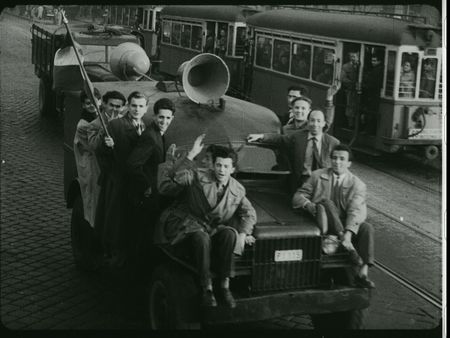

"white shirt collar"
[307,132,323,142]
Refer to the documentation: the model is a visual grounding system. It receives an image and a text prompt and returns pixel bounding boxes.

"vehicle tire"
[71,194,102,271]
[424,145,439,161]
[310,308,366,330]
[38,77,56,117]
[148,265,200,329]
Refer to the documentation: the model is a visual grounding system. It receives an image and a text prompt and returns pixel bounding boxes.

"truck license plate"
[274,249,303,262]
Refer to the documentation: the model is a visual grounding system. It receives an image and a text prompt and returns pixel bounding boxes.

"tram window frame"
[255,35,273,69]
[227,25,234,57]
[272,38,291,74]
[181,24,192,49]
[144,9,150,30]
[162,20,171,44]
[384,50,396,97]
[418,57,438,99]
[171,22,181,46]
[398,52,419,99]
[312,46,335,85]
[235,26,247,57]
[191,25,202,51]
[291,42,312,79]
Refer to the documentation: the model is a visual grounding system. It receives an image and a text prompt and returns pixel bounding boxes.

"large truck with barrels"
[57,31,372,328]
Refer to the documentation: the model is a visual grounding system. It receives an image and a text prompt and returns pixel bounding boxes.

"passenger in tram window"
[156,139,257,308]
[87,91,126,152]
[314,65,333,85]
[361,54,384,134]
[247,109,340,192]
[73,88,102,228]
[340,51,360,128]
[274,51,289,73]
[126,98,176,261]
[132,15,142,31]
[204,31,215,54]
[291,53,310,79]
[293,144,375,289]
[216,29,227,57]
[256,43,272,69]
[419,58,437,99]
[94,92,155,268]
[283,96,311,135]
[399,60,416,98]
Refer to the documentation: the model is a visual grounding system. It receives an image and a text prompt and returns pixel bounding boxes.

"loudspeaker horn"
[177,53,230,104]
[110,42,151,81]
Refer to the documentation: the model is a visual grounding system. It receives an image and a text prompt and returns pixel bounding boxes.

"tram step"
[350,145,383,156]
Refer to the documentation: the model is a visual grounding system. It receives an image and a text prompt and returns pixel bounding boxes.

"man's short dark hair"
[292,96,312,106]
[331,144,353,161]
[127,91,148,104]
[212,145,238,167]
[102,91,126,105]
[153,98,176,115]
[80,87,101,103]
[287,85,306,95]
[307,108,326,121]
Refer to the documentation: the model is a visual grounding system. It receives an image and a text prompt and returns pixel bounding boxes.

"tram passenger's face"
[403,62,411,73]
[331,150,351,175]
[155,109,174,134]
[214,157,235,185]
[128,97,148,121]
[287,90,301,107]
[371,57,381,67]
[349,53,359,64]
[103,98,125,117]
[200,151,214,169]
[292,100,310,122]
[308,110,326,136]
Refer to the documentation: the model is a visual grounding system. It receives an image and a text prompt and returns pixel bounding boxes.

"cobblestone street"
[0,12,443,334]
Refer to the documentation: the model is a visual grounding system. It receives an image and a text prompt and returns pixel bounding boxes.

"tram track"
[373,259,442,309]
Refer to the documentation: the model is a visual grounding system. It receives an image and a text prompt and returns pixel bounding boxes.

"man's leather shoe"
[354,275,376,289]
[220,288,236,308]
[202,289,217,307]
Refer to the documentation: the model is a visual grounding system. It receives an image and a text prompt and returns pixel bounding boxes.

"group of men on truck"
[73,85,375,309]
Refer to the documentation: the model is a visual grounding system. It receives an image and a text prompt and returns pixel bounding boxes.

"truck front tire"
[310,308,366,330]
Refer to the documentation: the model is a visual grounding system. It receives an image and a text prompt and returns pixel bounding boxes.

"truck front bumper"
[203,286,371,325]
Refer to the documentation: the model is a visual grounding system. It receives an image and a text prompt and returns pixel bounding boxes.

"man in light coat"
[292,144,375,288]
[156,136,257,308]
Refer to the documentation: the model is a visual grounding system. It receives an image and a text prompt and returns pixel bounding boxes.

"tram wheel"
[424,145,439,161]
[70,194,102,271]
[310,308,366,330]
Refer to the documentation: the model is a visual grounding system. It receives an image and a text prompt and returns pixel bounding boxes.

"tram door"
[336,42,361,130]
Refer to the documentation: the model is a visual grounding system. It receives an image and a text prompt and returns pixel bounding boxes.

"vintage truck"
[61,49,371,330]
[31,21,141,117]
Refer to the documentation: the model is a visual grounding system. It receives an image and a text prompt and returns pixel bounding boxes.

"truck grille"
[252,236,321,292]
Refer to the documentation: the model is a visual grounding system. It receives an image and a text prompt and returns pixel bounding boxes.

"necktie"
[332,175,340,205]
[311,137,320,171]
[216,184,225,203]
[136,123,143,136]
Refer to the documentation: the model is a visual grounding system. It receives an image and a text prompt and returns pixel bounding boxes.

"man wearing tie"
[247,109,339,191]
[292,144,375,289]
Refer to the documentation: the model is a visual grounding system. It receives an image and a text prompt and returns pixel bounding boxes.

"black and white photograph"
[0,3,445,334]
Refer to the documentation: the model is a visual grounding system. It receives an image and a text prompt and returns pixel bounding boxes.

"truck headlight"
[322,235,339,255]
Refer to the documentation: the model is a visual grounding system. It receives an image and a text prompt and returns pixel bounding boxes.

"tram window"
[171,23,181,46]
[385,51,396,97]
[273,39,290,73]
[162,21,171,43]
[216,23,228,57]
[181,24,191,48]
[255,36,272,68]
[227,26,234,56]
[312,46,334,85]
[144,10,149,30]
[149,10,154,31]
[235,27,246,57]
[191,26,202,51]
[438,69,442,99]
[419,58,437,99]
[291,43,311,79]
[399,53,418,98]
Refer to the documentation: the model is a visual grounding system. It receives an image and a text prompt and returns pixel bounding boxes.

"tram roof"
[161,5,258,23]
[247,9,440,46]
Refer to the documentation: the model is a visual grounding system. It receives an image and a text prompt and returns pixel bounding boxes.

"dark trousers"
[318,199,375,266]
[174,227,237,287]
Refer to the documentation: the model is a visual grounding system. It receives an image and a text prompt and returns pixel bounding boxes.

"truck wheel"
[38,77,56,117]
[71,194,101,271]
[148,265,200,329]
[310,308,366,330]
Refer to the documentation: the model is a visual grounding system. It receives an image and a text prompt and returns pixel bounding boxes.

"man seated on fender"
[292,144,375,289]
[155,135,257,308]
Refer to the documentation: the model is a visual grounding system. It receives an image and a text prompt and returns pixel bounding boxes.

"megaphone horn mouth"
[179,53,230,104]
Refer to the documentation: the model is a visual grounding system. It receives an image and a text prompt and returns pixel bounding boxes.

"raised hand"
[187,134,206,160]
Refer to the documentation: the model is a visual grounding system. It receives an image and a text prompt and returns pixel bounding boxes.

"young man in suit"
[292,144,375,288]
[156,137,257,308]
[247,109,340,191]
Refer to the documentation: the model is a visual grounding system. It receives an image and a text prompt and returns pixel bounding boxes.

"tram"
[158,5,258,96]
[245,9,442,159]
